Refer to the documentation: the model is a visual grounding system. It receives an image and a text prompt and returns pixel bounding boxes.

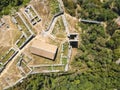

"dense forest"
[7,0,120,90]
[0,0,30,16]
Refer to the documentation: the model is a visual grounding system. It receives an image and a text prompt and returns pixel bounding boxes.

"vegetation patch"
[53,66,64,71]
[62,42,69,56]
[62,57,67,65]
[1,49,15,64]
[16,35,26,48]
[49,0,60,15]
[0,0,30,16]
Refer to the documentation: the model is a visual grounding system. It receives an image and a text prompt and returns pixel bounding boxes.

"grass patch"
[0,64,3,68]
[17,35,26,48]
[62,57,67,64]
[49,0,60,15]
[56,33,66,38]
[62,42,69,56]
[0,46,10,59]
[45,66,52,70]
[1,49,15,64]
[53,66,64,71]
[33,66,53,71]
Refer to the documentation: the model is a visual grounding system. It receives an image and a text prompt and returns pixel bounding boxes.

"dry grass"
[12,29,22,44]
[0,77,9,89]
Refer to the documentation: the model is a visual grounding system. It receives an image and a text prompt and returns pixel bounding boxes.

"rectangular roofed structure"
[30,40,58,60]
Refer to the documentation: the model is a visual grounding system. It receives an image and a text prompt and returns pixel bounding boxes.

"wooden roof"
[30,40,58,60]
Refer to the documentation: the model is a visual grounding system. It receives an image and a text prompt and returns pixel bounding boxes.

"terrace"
[62,42,69,56]
[32,64,65,73]
[60,41,70,66]
[13,13,35,49]
[1,49,15,63]
[51,16,66,39]
[14,14,31,37]
[0,48,18,70]
[15,34,26,48]
[61,56,67,65]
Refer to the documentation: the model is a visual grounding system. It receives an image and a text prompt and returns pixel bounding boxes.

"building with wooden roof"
[30,40,58,60]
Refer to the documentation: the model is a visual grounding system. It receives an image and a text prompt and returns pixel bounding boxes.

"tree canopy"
[0,0,30,16]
